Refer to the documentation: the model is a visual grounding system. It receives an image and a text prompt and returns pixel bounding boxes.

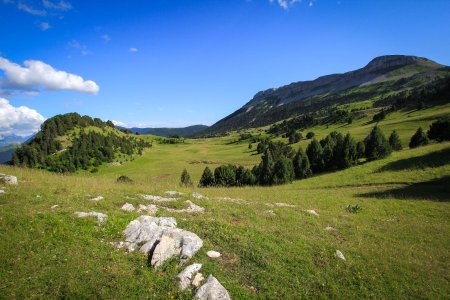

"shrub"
[306,132,315,139]
[427,119,450,142]
[373,110,386,122]
[409,127,429,148]
[346,204,362,214]
[288,131,302,144]
[117,175,133,183]
[364,126,392,161]
[389,130,402,151]
[198,167,214,187]
[214,165,237,187]
[180,168,193,187]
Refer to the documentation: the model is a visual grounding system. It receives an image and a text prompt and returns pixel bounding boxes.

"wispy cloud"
[42,0,72,11]
[129,47,138,53]
[68,40,91,55]
[17,2,47,16]
[39,21,50,31]
[269,0,315,10]
[0,56,100,95]
[101,34,111,42]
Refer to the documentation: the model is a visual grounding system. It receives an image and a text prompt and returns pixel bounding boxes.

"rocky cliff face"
[243,55,441,109]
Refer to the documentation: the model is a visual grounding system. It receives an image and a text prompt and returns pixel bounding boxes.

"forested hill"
[12,113,151,173]
[202,55,450,135]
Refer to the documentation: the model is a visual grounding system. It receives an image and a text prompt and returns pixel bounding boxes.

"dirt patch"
[152,173,171,179]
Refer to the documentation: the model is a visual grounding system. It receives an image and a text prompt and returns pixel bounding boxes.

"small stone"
[265,210,276,216]
[121,203,135,212]
[306,209,319,217]
[325,226,336,231]
[0,174,18,185]
[75,211,108,225]
[51,205,59,209]
[192,192,208,200]
[195,275,231,300]
[36,195,42,198]
[207,250,221,258]
[137,204,158,215]
[336,250,346,261]
[139,194,177,202]
[274,202,295,207]
[89,196,104,201]
[177,263,202,291]
[165,191,183,197]
[192,272,204,288]
[0,189,5,195]
[166,200,205,213]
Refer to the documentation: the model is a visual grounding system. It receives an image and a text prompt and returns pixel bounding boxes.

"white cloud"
[39,21,50,31]
[17,2,47,15]
[42,0,72,11]
[0,98,45,138]
[129,47,138,53]
[101,34,111,42]
[111,120,127,127]
[0,57,100,94]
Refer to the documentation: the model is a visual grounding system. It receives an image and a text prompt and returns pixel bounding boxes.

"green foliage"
[293,147,311,179]
[373,109,387,122]
[288,131,302,144]
[356,141,365,159]
[306,139,325,173]
[306,132,315,139]
[346,204,362,214]
[272,157,295,185]
[214,165,237,187]
[180,168,193,187]
[409,127,429,148]
[427,119,450,142]
[364,126,392,161]
[389,130,403,151]
[117,175,133,183]
[198,167,215,187]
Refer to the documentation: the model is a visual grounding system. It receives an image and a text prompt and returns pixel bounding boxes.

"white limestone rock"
[195,275,231,300]
[306,209,319,217]
[167,200,205,214]
[264,210,276,216]
[192,192,208,200]
[121,203,135,212]
[0,189,5,195]
[274,202,295,207]
[177,263,202,291]
[165,191,183,197]
[0,174,17,185]
[121,216,203,267]
[137,204,158,215]
[192,272,205,288]
[325,226,336,231]
[139,194,177,202]
[89,196,104,201]
[51,205,59,209]
[75,211,108,225]
[336,250,346,261]
[206,251,221,258]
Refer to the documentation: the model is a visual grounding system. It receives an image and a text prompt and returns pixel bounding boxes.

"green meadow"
[1,104,449,299]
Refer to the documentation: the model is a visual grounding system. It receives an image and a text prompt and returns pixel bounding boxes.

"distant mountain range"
[0,134,34,164]
[202,55,450,135]
[117,125,209,137]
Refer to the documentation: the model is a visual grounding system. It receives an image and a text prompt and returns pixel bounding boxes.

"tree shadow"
[376,148,450,172]
[357,176,450,202]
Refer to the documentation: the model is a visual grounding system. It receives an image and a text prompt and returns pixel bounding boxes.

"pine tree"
[427,119,450,142]
[272,157,295,185]
[356,141,365,159]
[364,126,392,161]
[293,147,311,179]
[389,130,402,151]
[409,127,429,148]
[180,168,193,187]
[306,139,325,173]
[198,167,215,187]
[259,149,274,185]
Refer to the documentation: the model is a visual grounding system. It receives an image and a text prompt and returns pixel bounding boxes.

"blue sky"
[1,0,450,136]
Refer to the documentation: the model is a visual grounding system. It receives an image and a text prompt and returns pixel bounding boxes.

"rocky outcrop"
[0,174,17,185]
[119,216,203,267]
[195,275,231,300]
[75,212,108,225]
[139,194,177,202]
[167,200,205,214]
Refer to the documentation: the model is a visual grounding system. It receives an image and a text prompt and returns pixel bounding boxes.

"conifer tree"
[388,130,403,151]
[180,168,193,187]
[293,147,311,179]
[409,127,429,148]
[306,138,325,172]
[272,157,295,185]
[198,167,215,187]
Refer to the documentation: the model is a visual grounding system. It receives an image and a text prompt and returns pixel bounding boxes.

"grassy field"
[0,104,449,299]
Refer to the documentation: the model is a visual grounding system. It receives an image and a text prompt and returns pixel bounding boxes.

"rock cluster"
[118,216,203,268]
[192,192,208,200]
[0,174,18,185]
[167,200,205,214]
[121,203,135,212]
[139,194,177,202]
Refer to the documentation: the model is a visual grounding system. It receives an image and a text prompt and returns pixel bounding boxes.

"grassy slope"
[0,105,449,299]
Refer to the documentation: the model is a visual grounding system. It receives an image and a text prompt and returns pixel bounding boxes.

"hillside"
[203,55,450,135]
[12,113,151,173]
[0,102,449,298]
[119,124,209,137]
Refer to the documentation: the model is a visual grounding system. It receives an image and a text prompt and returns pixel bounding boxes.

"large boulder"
[195,275,231,300]
[0,174,18,185]
[121,216,203,267]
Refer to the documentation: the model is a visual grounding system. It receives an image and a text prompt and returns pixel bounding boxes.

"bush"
[180,168,193,187]
[364,126,392,161]
[346,204,362,214]
[427,119,450,142]
[306,132,315,139]
[117,175,133,183]
[373,109,386,122]
[214,165,237,187]
[409,127,429,148]
[388,130,402,151]
[198,167,215,187]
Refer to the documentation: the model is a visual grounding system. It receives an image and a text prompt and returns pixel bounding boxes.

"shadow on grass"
[376,147,450,172]
[357,176,450,202]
